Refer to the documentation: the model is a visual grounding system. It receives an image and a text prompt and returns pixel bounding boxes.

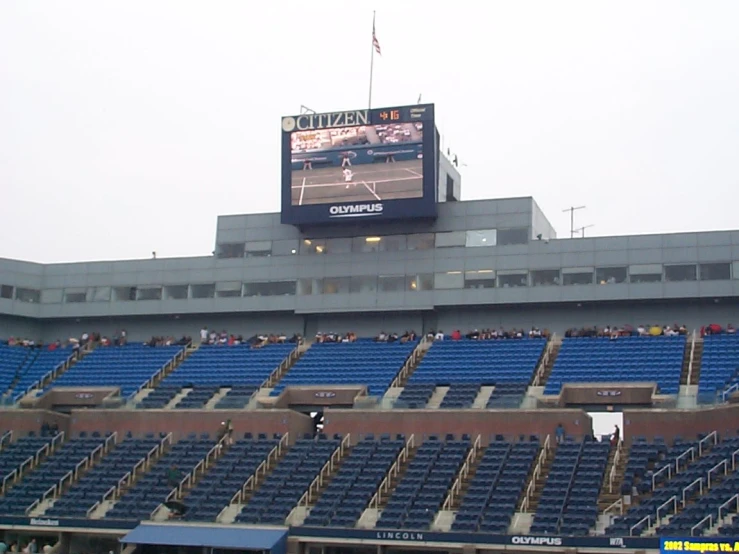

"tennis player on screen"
[343,168,355,188]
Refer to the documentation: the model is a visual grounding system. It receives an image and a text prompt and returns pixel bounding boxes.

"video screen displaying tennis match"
[289,122,424,206]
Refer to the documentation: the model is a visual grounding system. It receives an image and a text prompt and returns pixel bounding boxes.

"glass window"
[378,275,406,292]
[244,282,271,297]
[300,239,326,255]
[435,232,466,248]
[88,286,111,302]
[497,228,529,245]
[465,229,497,248]
[596,267,627,285]
[41,289,63,304]
[325,238,352,254]
[137,287,162,301]
[190,284,215,299]
[164,285,188,300]
[272,240,299,256]
[379,235,407,252]
[297,278,320,295]
[498,272,528,288]
[434,271,464,289]
[113,286,137,301]
[407,233,435,250]
[409,274,434,291]
[531,269,561,287]
[734,262,739,280]
[352,236,382,253]
[350,275,377,294]
[64,288,87,303]
[15,288,41,303]
[272,281,296,295]
[629,264,662,284]
[700,263,731,281]
[245,241,272,258]
[216,281,242,298]
[244,281,297,297]
[322,277,351,294]
[665,264,697,282]
[563,271,594,286]
[464,270,496,289]
[0,285,13,299]
[217,243,245,259]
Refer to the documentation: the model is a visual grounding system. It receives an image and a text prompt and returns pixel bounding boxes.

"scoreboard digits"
[379,109,401,122]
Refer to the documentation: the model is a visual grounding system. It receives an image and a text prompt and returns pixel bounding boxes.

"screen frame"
[280,103,438,226]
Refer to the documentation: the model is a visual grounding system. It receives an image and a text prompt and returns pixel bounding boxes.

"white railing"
[691,515,712,536]
[389,338,430,389]
[732,447,739,471]
[630,514,651,536]
[603,498,624,516]
[265,341,304,388]
[608,438,623,493]
[532,335,558,386]
[681,477,703,507]
[297,434,351,507]
[0,430,11,449]
[521,434,552,513]
[657,495,679,523]
[139,347,187,396]
[722,382,739,403]
[87,433,171,518]
[707,459,729,488]
[718,494,738,522]
[442,435,482,510]
[698,431,718,456]
[224,432,289,510]
[369,434,415,508]
[686,330,697,385]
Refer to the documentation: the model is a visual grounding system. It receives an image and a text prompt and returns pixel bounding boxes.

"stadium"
[1,101,739,554]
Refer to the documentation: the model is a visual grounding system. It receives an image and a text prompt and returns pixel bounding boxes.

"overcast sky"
[1,1,738,263]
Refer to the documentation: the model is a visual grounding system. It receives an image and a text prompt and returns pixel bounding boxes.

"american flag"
[372,20,382,55]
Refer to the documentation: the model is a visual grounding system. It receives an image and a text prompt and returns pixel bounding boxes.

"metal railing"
[521,434,552,513]
[16,347,90,404]
[224,432,290,511]
[698,431,718,456]
[442,435,482,510]
[630,514,651,536]
[369,434,415,508]
[86,433,171,518]
[686,330,697,386]
[138,347,188,397]
[285,434,352,524]
[681,477,704,507]
[603,498,624,516]
[0,430,11,449]
[265,341,305,388]
[691,514,712,537]
[389,337,430,389]
[532,335,558,386]
[608,438,623,493]
[718,494,738,522]
[707,459,729,488]
[652,443,698,490]
[5,433,63,493]
[722,381,739,403]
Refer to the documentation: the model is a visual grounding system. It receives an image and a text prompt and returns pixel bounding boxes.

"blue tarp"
[121,523,288,552]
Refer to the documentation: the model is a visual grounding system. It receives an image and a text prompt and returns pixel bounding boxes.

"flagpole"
[368,11,376,110]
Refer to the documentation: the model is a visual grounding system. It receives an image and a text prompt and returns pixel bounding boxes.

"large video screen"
[281,104,437,225]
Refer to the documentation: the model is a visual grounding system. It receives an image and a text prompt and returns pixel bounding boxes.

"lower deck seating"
[45,436,162,517]
[0,435,57,481]
[235,436,341,525]
[183,436,279,522]
[0,436,106,515]
[377,438,469,529]
[698,335,739,401]
[104,435,216,520]
[453,440,540,533]
[214,386,258,409]
[305,435,405,527]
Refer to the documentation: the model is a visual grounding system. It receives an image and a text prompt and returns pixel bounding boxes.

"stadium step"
[389,339,432,389]
[1,348,36,398]
[286,434,353,525]
[378,444,419,510]
[216,434,290,524]
[426,386,449,408]
[431,509,455,531]
[472,386,495,408]
[518,440,555,513]
[690,338,704,385]
[598,440,628,512]
[264,341,310,389]
[166,388,191,409]
[443,439,485,511]
[532,337,561,388]
[204,387,230,409]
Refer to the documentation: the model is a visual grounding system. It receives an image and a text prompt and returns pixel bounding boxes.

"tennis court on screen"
[290,159,424,206]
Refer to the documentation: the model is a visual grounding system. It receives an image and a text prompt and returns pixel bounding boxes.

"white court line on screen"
[404,168,423,178]
[299,177,306,205]
[290,175,420,189]
[362,181,382,201]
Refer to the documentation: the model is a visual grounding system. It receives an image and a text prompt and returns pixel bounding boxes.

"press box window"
[216,282,242,298]
[497,228,529,246]
[378,275,406,293]
[352,236,382,253]
[596,267,627,285]
[465,230,497,248]
[435,232,466,248]
[217,243,245,259]
[407,234,435,250]
[190,284,216,299]
[350,276,377,293]
[434,271,464,289]
[665,264,697,282]
[630,264,662,284]
[464,270,495,289]
[245,241,272,258]
[323,277,351,294]
[300,239,326,255]
[113,287,137,301]
[64,288,87,303]
[40,289,63,304]
[15,288,41,303]
[164,285,188,300]
[498,272,528,288]
[410,274,434,291]
[531,269,561,287]
[0,285,13,299]
[137,287,162,301]
[700,263,731,281]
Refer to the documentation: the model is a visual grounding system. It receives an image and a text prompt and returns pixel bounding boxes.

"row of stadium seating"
[2,429,739,537]
[2,333,739,404]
